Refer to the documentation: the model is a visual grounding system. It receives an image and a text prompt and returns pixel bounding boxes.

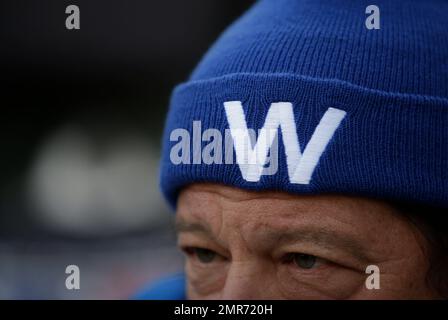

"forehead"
[175,183,433,269]
[175,183,412,244]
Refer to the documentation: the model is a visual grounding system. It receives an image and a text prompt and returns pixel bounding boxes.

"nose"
[220,260,272,299]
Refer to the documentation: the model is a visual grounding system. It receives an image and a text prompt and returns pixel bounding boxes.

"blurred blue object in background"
[133,273,186,300]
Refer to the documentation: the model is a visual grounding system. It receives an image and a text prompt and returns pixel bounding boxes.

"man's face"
[176,183,436,299]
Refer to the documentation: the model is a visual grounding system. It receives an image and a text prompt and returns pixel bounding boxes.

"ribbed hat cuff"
[160,73,448,209]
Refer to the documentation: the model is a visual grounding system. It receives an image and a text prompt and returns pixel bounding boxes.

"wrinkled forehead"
[175,183,419,253]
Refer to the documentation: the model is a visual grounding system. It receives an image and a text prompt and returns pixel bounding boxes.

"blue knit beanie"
[160,0,448,209]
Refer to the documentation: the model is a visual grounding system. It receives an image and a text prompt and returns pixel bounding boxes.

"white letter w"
[224,101,346,184]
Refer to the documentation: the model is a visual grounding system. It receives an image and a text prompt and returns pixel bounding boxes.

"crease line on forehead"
[275,227,372,263]
[175,218,225,247]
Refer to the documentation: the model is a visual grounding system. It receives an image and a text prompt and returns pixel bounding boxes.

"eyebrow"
[175,219,370,263]
[175,219,223,245]
[275,227,370,263]
[175,220,214,236]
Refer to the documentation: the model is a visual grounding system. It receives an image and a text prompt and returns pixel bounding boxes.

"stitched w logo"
[224,101,346,184]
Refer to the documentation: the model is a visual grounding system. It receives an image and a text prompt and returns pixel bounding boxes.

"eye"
[293,253,318,269]
[183,247,217,263]
[284,253,323,270]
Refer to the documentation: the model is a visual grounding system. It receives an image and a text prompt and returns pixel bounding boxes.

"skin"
[176,183,438,299]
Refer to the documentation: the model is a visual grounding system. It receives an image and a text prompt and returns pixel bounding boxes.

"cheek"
[185,259,284,299]
[185,259,228,298]
[276,264,365,299]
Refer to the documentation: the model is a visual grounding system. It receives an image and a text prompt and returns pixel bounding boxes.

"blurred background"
[0,0,254,299]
